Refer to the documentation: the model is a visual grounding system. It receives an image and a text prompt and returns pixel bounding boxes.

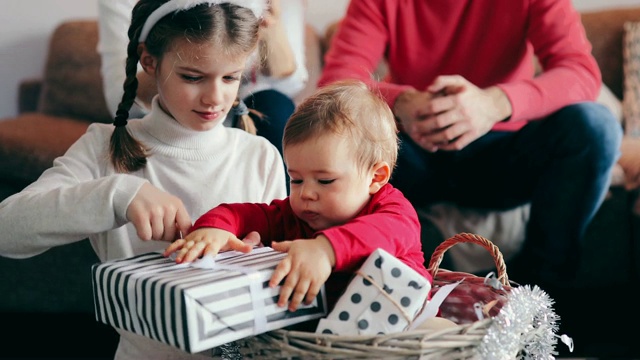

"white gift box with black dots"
[92,247,327,353]
[315,248,431,335]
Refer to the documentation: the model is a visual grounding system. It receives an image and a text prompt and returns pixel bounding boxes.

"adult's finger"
[427,75,467,94]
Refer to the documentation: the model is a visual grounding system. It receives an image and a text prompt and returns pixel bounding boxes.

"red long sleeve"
[192,184,431,306]
[319,0,600,131]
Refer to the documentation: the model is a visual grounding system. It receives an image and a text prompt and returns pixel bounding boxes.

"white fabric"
[97,0,308,118]
[139,0,267,42]
[597,83,623,124]
[419,203,530,274]
[0,98,286,359]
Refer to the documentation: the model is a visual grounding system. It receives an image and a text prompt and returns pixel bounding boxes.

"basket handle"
[427,233,509,286]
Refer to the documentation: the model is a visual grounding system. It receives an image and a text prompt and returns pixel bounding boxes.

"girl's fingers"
[175,207,192,238]
[163,216,176,242]
[134,218,153,241]
[150,212,164,241]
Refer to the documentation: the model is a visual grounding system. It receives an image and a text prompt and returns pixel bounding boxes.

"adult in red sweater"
[318,0,622,291]
[164,80,431,311]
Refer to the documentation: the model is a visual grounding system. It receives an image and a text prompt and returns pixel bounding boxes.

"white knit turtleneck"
[0,99,287,262]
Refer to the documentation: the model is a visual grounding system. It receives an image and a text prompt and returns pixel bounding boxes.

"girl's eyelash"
[181,74,201,81]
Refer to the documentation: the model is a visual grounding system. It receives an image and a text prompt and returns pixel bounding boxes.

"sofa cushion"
[37,20,112,124]
[0,114,89,185]
[623,21,640,138]
[581,7,640,99]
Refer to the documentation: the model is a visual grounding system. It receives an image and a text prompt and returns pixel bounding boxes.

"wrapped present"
[315,248,431,335]
[92,247,327,353]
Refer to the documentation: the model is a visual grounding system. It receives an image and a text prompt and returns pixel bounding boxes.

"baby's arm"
[163,228,260,263]
[269,235,335,311]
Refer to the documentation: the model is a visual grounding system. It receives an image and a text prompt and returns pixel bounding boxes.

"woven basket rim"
[240,233,509,359]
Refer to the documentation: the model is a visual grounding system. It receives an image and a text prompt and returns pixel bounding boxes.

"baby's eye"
[318,179,335,185]
[290,179,303,185]
[181,74,202,82]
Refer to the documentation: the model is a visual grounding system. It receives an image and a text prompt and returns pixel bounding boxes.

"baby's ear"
[369,162,391,194]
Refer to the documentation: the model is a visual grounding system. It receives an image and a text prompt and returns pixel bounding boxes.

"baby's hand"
[163,228,259,263]
[270,236,335,312]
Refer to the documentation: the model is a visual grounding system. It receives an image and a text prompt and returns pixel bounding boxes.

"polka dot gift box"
[315,248,431,335]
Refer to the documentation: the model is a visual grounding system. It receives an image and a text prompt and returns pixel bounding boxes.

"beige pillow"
[623,21,640,137]
[598,83,623,124]
[37,21,112,124]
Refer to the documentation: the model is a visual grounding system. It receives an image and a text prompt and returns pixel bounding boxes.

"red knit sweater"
[319,0,601,131]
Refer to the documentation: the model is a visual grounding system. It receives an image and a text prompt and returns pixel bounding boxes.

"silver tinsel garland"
[478,285,561,360]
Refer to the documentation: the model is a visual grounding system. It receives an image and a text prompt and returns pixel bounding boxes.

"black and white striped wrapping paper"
[92,247,327,353]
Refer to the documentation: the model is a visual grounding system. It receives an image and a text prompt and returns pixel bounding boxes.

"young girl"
[164,80,432,312]
[0,0,285,358]
[98,0,307,156]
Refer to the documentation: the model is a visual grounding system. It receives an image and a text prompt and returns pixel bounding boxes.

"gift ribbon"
[184,254,268,334]
[355,270,413,325]
[409,279,462,330]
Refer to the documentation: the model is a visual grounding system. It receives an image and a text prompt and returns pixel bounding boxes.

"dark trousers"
[244,89,295,157]
[244,89,295,193]
[391,102,623,287]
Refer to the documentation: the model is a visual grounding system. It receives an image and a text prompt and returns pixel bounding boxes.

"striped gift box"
[92,247,327,353]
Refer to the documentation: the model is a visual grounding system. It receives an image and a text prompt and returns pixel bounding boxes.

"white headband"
[139,0,266,42]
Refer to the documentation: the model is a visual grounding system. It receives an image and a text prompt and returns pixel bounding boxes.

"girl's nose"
[201,81,224,106]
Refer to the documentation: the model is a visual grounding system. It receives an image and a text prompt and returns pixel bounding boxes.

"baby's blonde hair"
[283,80,398,171]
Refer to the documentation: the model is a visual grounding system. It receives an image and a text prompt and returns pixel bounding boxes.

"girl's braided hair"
[110,0,260,173]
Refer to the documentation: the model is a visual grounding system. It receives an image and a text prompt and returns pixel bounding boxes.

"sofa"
[1,7,639,358]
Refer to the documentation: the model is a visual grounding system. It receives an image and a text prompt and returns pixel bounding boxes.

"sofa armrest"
[18,78,42,114]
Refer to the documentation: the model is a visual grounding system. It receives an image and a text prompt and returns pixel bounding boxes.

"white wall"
[0,0,638,120]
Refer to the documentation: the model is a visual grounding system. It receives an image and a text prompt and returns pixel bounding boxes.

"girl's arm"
[0,125,147,258]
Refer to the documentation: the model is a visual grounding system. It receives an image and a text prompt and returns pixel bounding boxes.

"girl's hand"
[127,182,192,242]
[164,228,260,263]
[270,236,335,311]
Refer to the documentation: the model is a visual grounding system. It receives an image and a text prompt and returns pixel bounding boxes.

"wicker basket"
[237,233,516,359]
